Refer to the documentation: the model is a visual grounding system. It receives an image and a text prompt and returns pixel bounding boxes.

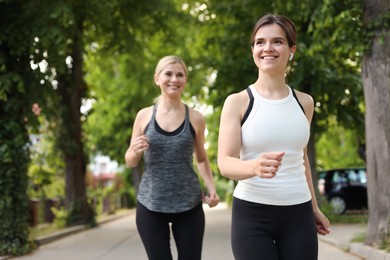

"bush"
[51,207,69,228]
[0,112,34,256]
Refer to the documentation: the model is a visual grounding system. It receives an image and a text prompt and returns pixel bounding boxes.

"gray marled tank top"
[137,104,202,213]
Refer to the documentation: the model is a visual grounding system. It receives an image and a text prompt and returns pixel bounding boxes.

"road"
[13,204,362,260]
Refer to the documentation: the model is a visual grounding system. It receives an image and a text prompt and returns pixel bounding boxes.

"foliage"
[118,169,137,208]
[307,0,365,139]
[0,0,45,255]
[316,118,365,170]
[381,237,390,253]
[51,207,69,229]
[27,120,65,199]
[84,54,159,163]
[0,112,34,255]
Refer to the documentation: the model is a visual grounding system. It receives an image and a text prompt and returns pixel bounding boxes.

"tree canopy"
[2,0,385,256]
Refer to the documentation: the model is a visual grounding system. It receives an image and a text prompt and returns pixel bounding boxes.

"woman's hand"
[314,209,331,235]
[131,135,149,154]
[203,191,220,208]
[254,152,285,178]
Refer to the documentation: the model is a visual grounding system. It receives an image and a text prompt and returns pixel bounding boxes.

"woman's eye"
[256,40,264,45]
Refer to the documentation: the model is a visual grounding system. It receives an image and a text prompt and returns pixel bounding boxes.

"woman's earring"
[289,52,294,61]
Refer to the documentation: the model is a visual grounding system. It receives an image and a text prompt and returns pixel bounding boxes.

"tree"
[1,0,182,254]
[0,0,47,255]
[361,0,390,247]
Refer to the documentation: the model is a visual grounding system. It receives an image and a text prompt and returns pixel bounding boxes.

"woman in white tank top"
[218,14,331,260]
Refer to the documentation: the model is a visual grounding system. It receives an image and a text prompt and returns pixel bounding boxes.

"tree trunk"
[58,14,93,226]
[362,0,390,247]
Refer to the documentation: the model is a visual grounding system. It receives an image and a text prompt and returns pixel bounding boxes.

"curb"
[34,224,86,246]
[350,242,390,260]
[319,235,390,260]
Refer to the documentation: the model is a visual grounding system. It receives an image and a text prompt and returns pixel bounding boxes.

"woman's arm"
[124,107,151,167]
[298,91,331,235]
[217,93,256,180]
[191,109,220,207]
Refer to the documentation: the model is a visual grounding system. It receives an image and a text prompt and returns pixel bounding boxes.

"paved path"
[12,203,362,260]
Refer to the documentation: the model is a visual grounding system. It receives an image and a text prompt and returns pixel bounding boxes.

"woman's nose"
[263,42,273,51]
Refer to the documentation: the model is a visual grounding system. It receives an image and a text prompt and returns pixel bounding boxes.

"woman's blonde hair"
[153,55,188,103]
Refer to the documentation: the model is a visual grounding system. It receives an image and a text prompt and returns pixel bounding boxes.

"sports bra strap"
[241,87,254,126]
[291,88,305,114]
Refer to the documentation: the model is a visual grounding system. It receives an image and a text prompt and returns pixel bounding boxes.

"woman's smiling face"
[252,23,295,74]
[155,63,187,97]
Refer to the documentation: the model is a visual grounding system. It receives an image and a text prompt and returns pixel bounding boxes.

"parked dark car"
[318,167,367,214]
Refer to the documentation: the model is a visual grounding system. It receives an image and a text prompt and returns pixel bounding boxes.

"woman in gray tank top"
[125,55,220,260]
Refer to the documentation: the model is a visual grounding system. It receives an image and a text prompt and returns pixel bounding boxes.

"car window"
[358,169,367,184]
[347,169,367,184]
[332,171,347,183]
[347,169,360,184]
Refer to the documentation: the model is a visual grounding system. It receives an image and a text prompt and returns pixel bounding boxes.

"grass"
[381,237,390,253]
[29,208,133,240]
[327,210,369,225]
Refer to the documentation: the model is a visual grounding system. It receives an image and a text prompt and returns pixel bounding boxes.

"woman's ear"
[289,46,296,57]
[288,46,296,61]
[154,74,159,86]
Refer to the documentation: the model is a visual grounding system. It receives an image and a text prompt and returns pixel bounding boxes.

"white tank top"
[233,84,312,205]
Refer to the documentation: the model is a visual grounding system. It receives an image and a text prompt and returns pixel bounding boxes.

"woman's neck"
[253,74,289,99]
[157,97,183,112]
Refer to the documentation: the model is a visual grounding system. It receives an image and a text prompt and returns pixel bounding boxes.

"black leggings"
[231,197,318,260]
[136,202,205,260]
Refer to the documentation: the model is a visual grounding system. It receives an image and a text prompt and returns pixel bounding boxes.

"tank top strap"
[184,104,189,125]
[151,104,158,120]
[144,104,158,134]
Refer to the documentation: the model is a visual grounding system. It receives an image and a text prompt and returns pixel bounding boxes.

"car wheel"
[329,196,347,215]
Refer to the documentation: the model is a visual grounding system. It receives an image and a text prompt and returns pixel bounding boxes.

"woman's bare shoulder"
[188,106,205,128]
[223,89,251,119]
[224,89,250,107]
[293,89,314,107]
[293,89,314,120]
[135,106,154,127]
[137,106,153,117]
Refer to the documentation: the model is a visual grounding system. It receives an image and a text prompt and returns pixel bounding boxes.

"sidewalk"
[2,204,390,260]
[319,224,390,260]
